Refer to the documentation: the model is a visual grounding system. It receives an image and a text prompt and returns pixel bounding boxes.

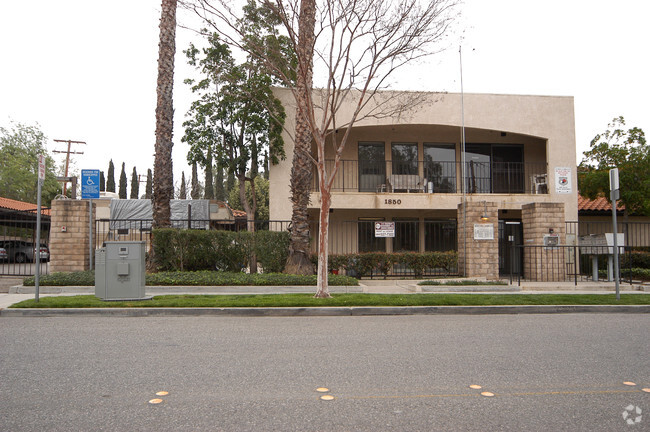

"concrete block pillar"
[522,202,566,281]
[49,200,95,273]
[457,201,499,279]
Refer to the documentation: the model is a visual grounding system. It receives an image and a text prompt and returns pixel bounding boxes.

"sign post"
[34,155,46,302]
[81,169,100,270]
[610,168,620,300]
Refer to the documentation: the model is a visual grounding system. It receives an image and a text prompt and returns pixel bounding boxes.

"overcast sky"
[1,0,648,193]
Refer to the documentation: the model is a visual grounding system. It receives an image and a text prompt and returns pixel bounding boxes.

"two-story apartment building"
[269,89,578,279]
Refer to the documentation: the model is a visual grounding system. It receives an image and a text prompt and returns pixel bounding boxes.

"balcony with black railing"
[311,160,548,194]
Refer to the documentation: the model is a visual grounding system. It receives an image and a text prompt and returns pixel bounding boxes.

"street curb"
[2,304,650,317]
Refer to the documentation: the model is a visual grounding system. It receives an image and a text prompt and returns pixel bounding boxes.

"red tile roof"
[231,209,247,218]
[578,195,624,212]
[0,196,51,216]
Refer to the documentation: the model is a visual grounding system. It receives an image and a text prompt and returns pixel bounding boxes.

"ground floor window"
[424,219,457,251]
[358,218,386,252]
[393,218,419,252]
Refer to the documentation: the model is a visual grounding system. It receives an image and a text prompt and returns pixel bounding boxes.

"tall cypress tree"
[107,160,116,193]
[191,161,201,199]
[145,169,153,199]
[118,162,127,199]
[130,167,139,198]
[215,165,225,201]
[100,171,105,192]
[179,171,187,199]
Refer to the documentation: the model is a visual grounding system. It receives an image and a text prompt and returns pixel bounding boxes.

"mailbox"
[95,241,149,300]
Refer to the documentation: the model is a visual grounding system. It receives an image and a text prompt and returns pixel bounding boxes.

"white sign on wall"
[555,167,572,194]
[474,223,494,240]
[374,222,395,238]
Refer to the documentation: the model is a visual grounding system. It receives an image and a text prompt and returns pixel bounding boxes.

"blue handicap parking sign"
[81,169,100,199]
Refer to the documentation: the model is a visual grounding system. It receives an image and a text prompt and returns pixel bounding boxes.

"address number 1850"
[384,199,402,205]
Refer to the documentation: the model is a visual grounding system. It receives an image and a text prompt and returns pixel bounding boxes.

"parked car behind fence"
[0,240,49,263]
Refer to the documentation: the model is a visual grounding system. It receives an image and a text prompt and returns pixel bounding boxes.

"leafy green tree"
[182,31,285,231]
[106,160,116,193]
[0,122,59,206]
[100,171,105,192]
[130,167,139,198]
[118,162,127,199]
[228,176,270,221]
[579,116,648,215]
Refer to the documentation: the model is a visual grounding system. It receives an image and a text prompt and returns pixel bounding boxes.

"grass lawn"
[10,293,650,308]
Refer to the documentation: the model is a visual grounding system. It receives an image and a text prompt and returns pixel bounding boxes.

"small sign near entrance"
[474,223,494,240]
[375,222,395,238]
[38,154,46,184]
[554,167,572,194]
[81,169,100,199]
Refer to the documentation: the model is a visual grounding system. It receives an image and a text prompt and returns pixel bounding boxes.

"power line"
[52,139,86,196]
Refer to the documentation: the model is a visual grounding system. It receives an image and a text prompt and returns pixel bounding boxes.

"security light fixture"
[480,201,489,221]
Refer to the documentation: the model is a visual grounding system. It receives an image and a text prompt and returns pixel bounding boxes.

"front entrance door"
[499,220,522,276]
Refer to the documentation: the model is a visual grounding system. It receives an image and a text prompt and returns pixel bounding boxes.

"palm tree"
[284,0,316,276]
[153,0,176,229]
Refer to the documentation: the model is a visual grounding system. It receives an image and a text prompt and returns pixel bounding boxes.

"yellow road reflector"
[469,385,482,390]
[642,388,650,393]
[156,391,169,396]
[316,387,329,393]
[149,398,163,404]
[320,395,335,401]
[623,381,636,386]
[481,392,495,397]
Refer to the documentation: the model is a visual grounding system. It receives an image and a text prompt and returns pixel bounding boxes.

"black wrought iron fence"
[95,219,293,249]
[312,159,548,194]
[566,221,650,248]
[0,216,51,276]
[512,244,637,286]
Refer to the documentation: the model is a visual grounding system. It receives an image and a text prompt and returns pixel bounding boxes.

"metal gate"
[0,212,50,276]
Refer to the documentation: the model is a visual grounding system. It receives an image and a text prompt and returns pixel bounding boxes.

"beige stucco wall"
[270,89,577,223]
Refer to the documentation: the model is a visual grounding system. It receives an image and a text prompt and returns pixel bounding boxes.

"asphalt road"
[1,314,648,431]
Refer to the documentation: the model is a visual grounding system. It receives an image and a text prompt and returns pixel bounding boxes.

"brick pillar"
[522,202,566,281]
[457,201,499,279]
[50,200,95,273]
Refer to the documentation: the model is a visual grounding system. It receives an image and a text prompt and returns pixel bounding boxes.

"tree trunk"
[239,174,257,273]
[285,0,316,276]
[150,0,176,271]
[314,170,331,298]
[204,146,214,199]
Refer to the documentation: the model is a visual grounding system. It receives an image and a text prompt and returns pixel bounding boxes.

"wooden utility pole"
[53,139,86,196]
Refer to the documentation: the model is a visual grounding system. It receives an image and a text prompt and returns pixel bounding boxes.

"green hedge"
[621,252,650,269]
[310,251,458,278]
[23,270,358,287]
[152,229,289,273]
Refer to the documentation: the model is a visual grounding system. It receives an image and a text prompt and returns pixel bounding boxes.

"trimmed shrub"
[621,251,650,269]
[313,251,458,279]
[254,230,290,273]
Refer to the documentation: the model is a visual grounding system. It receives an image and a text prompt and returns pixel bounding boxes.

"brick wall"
[457,201,499,279]
[49,200,95,273]
[522,202,566,281]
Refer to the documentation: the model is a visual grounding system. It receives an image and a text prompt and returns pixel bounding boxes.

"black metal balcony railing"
[311,160,548,194]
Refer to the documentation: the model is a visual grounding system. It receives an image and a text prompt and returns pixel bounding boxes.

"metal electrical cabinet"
[95,241,149,300]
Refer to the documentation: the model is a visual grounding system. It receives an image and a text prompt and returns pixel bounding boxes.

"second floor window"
[391,143,418,175]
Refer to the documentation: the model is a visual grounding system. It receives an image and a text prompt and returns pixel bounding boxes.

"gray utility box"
[95,241,148,301]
